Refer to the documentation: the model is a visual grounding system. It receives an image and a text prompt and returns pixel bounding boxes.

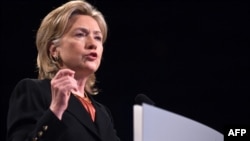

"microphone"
[135,93,155,105]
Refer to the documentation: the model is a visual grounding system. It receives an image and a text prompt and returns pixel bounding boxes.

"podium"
[133,103,223,141]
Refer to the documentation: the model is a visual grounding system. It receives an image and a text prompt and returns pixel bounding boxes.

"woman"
[7,0,120,141]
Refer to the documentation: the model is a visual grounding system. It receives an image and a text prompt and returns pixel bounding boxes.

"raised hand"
[49,69,78,120]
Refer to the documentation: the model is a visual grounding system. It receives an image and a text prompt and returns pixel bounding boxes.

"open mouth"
[86,52,97,60]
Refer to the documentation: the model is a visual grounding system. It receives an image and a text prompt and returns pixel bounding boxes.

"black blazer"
[7,78,120,141]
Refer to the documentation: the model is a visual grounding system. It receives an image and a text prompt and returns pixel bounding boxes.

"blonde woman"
[7,1,120,141]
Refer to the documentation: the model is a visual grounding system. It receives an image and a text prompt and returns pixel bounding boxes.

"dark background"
[1,0,249,141]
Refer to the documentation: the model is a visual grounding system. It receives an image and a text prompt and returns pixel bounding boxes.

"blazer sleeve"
[7,78,66,141]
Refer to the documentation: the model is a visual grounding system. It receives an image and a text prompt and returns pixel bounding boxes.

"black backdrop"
[1,0,249,141]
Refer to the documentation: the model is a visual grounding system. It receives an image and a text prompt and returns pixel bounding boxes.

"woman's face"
[51,15,104,76]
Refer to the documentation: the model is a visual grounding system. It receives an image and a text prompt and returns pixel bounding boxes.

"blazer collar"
[94,100,113,138]
[87,94,114,139]
[66,94,101,140]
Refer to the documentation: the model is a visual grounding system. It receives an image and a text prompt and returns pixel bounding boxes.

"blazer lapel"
[91,98,112,138]
[66,94,101,139]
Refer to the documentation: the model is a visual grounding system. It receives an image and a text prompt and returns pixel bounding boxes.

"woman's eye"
[76,33,83,37]
[95,36,102,41]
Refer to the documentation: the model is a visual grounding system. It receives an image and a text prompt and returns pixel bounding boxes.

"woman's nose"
[86,44,97,50]
[85,36,97,50]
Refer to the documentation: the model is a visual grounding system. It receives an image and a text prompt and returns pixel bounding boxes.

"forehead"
[69,15,101,31]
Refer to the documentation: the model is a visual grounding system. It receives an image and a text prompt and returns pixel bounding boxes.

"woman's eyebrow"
[74,27,102,36]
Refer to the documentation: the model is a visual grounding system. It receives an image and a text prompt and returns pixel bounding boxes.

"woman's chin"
[84,64,99,73]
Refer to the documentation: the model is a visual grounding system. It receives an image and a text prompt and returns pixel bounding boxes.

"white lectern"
[133,103,223,141]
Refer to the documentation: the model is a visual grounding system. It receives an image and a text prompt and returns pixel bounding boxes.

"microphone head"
[135,93,155,105]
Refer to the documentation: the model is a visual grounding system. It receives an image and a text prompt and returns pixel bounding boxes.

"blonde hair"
[36,0,107,95]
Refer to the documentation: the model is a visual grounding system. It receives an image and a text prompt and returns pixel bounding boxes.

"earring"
[51,55,59,64]
[53,56,59,61]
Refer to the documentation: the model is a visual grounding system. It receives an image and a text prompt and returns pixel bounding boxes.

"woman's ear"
[49,43,58,58]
